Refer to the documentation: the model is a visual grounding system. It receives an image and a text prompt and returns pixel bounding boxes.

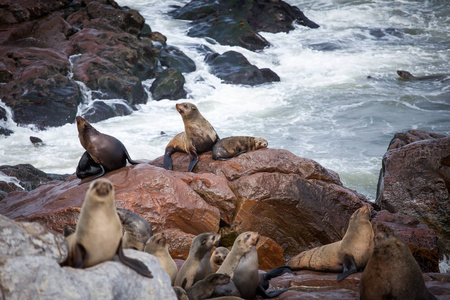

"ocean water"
[0,0,449,202]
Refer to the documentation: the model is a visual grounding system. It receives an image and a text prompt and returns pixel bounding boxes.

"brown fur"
[359,233,436,300]
[210,247,230,273]
[288,205,374,280]
[164,103,219,172]
[144,232,178,285]
[187,273,231,300]
[174,233,221,289]
[397,70,450,81]
[212,136,268,160]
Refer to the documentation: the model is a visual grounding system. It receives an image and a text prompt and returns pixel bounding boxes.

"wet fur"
[212,136,268,161]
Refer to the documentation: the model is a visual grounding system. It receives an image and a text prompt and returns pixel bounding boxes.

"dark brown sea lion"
[174,232,221,289]
[287,205,374,281]
[76,151,102,180]
[116,208,153,251]
[212,136,268,161]
[164,102,219,172]
[64,178,152,278]
[144,232,178,285]
[397,70,450,81]
[76,116,139,184]
[359,232,436,300]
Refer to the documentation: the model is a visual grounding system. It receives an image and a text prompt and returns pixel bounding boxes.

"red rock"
[257,236,285,271]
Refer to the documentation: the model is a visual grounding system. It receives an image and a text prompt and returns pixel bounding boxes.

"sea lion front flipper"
[78,164,106,185]
[117,240,153,279]
[63,225,75,237]
[257,285,288,299]
[124,148,139,165]
[71,243,88,268]
[164,147,175,170]
[337,254,358,281]
[187,150,198,172]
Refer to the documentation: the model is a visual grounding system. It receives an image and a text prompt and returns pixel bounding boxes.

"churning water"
[1,0,449,201]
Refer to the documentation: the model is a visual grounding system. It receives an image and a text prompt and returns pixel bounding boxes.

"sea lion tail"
[124,149,139,165]
[117,240,153,279]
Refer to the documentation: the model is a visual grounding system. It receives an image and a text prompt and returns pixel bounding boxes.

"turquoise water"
[1,0,449,201]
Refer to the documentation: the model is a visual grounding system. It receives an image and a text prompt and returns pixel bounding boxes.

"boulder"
[206,50,280,85]
[80,100,133,123]
[150,68,187,100]
[0,214,176,299]
[376,130,450,258]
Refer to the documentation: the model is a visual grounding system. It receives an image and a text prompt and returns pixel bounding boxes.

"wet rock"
[372,210,439,273]
[206,50,280,85]
[376,130,450,258]
[158,44,197,73]
[81,100,133,123]
[0,0,73,25]
[29,136,44,145]
[171,0,319,51]
[150,68,187,100]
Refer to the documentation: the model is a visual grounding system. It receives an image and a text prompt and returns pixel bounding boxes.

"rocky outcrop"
[0,215,176,299]
[0,0,194,131]
[171,0,319,51]
[376,130,450,259]
[150,68,187,100]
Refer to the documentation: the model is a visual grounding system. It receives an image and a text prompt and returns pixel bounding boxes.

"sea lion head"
[191,232,221,259]
[397,70,415,79]
[86,178,114,204]
[176,102,199,120]
[212,247,229,264]
[234,231,260,254]
[204,273,231,285]
[147,232,167,248]
[255,137,268,149]
[351,204,372,222]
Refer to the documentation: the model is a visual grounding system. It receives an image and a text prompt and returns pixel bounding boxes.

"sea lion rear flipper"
[124,148,139,165]
[187,150,198,172]
[337,254,358,281]
[117,240,153,279]
[164,147,175,170]
[78,164,105,185]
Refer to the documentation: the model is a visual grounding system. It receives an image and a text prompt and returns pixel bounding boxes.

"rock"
[0,164,69,200]
[376,130,450,258]
[0,0,73,24]
[0,215,176,299]
[29,136,44,146]
[205,50,280,85]
[150,68,187,100]
[372,210,439,272]
[257,235,285,271]
[80,100,133,123]
[171,0,318,51]
[158,44,197,73]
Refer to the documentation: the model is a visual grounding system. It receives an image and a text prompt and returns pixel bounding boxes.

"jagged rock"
[158,44,197,73]
[206,50,280,85]
[150,68,187,100]
[376,130,450,258]
[81,100,133,123]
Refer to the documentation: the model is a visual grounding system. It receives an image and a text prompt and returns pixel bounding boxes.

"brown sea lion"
[76,116,139,184]
[117,208,152,251]
[174,232,221,289]
[210,246,230,273]
[164,102,219,172]
[64,178,152,278]
[397,70,450,81]
[76,151,102,180]
[144,232,178,285]
[187,273,231,300]
[287,205,374,281]
[359,232,436,300]
[212,136,268,161]
[194,250,213,283]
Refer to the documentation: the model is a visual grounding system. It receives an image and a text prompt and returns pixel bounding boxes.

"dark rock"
[81,100,133,123]
[206,50,280,85]
[158,45,196,73]
[376,130,450,259]
[372,210,439,273]
[150,69,187,100]
[0,0,73,25]
[0,106,14,136]
[171,0,319,51]
[29,136,44,145]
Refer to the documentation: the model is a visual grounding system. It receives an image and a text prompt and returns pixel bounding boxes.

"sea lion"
[174,232,221,289]
[117,208,153,251]
[76,151,102,179]
[287,205,374,281]
[212,136,268,161]
[76,116,139,184]
[144,232,178,285]
[397,70,450,81]
[65,178,152,278]
[187,273,231,300]
[173,286,189,300]
[359,232,436,300]
[194,250,213,283]
[164,102,219,172]
[210,246,230,273]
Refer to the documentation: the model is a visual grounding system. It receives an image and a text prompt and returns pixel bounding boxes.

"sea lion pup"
[210,246,230,272]
[164,102,219,172]
[359,232,436,300]
[212,136,268,161]
[175,232,221,289]
[116,208,153,251]
[173,286,189,300]
[187,273,231,300]
[76,116,139,184]
[144,232,178,285]
[287,205,374,281]
[65,179,153,278]
[397,70,450,81]
[76,151,102,179]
